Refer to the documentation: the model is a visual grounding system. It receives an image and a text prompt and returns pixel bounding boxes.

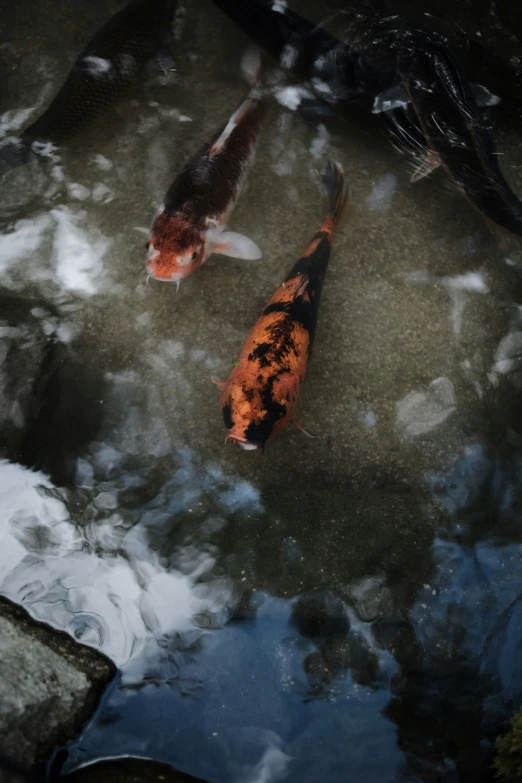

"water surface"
[1,1,522,781]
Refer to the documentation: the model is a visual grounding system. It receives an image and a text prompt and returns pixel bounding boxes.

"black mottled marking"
[249,342,272,366]
[277,233,332,352]
[263,302,290,317]
[264,318,298,361]
[244,402,286,445]
[244,234,332,393]
[223,401,233,430]
[163,99,265,224]
[243,369,291,446]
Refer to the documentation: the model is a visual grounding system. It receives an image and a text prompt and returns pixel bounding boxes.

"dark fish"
[0,0,177,173]
[214,160,349,451]
[210,0,452,175]
[212,0,390,115]
[334,1,519,235]
[372,26,522,237]
[147,49,264,287]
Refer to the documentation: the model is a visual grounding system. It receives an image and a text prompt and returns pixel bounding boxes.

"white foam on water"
[0,458,233,668]
[491,331,522,388]
[91,154,113,171]
[220,480,264,513]
[82,56,112,76]
[0,107,34,137]
[274,86,306,111]
[440,273,488,336]
[310,77,334,99]
[310,124,330,160]
[365,409,377,428]
[366,173,397,212]
[51,206,109,295]
[280,44,297,69]
[0,215,51,275]
[92,183,114,203]
[239,733,292,783]
[67,183,91,201]
[441,272,488,293]
[406,269,489,335]
[396,377,456,438]
[271,0,287,13]
[0,461,70,585]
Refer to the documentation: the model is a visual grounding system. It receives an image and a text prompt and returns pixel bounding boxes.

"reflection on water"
[1,0,522,781]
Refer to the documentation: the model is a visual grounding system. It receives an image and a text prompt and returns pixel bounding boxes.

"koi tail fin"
[0,140,31,177]
[323,159,350,231]
[241,46,262,92]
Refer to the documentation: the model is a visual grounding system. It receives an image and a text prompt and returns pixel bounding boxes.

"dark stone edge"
[0,594,117,775]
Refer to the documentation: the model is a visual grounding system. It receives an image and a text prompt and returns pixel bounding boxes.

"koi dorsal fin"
[209,98,255,156]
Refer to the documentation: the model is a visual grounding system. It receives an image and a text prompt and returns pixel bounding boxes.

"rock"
[372,617,423,667]
[0,595,115,775]
[346,575,394,622]
[61,758,209,783]
[289,591,350,639]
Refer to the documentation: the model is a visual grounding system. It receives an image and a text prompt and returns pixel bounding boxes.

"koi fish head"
[220,376,291,452]
[146,212,206,282]
[219,380,268,452]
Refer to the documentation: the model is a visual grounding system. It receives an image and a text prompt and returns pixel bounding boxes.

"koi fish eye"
[177,247,201,266]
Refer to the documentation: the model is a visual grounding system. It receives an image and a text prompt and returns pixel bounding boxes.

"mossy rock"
[494,709,522,782]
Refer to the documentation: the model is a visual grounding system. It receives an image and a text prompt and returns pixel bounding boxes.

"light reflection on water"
[1,440,522,781]
[1,0,522,780]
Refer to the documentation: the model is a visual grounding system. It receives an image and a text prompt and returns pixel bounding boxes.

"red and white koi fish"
[146,48,265,286]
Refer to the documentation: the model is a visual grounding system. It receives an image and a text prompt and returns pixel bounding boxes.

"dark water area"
[1,0,522,781]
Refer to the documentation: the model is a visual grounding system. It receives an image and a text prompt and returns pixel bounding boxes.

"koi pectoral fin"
[372,84,410,114]
[410,151,441,183]
[292,419,318,438]
[471,83,501,107]
[213,232,262,260]
[211,377,226,390]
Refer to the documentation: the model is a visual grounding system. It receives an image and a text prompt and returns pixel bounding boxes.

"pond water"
[1,0,522,781]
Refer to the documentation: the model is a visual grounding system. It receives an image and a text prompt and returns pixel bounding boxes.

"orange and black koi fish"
[214,160,349,451]
[0,0,177,176]
[146,49,265,287]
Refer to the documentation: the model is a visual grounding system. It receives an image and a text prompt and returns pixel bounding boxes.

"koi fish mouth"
[225,434,263,451]
[146,265,183,284]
